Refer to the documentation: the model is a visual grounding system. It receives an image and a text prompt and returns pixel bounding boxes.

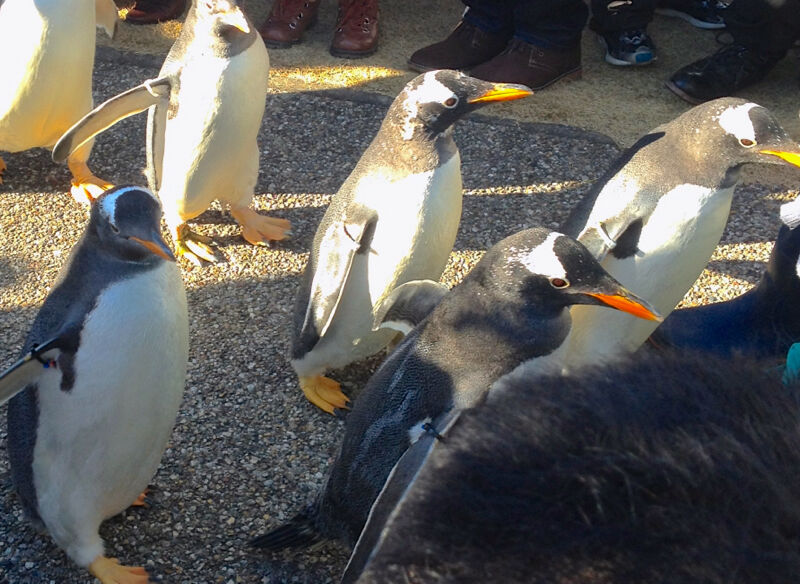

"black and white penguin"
[289,70,532,413]
[0,0,117,201]
[53,0,288,265]
[251,227,660,551]
[558,98,800,371]
[1,186,189,584]
[648,220,800,361]
[345,351,800,584]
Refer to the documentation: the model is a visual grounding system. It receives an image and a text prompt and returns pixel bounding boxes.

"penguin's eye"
[110,223,120,234]
[739,138,756,147]
[443,97,458,108]
[550,277,570,289]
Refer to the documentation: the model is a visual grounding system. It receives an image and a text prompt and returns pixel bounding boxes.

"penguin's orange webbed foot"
[175,224,219,267]
[88,556,150,584]
[67,159,114,205]
[230,206,291,245]
[130,488,151,508]
[299,375,350,415]
[0,156,6,184]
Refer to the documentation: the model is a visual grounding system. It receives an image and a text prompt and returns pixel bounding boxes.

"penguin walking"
[53,0,289,265]
[0,0,117,202]
[1,186,189,584]
[558,98,800,370]
[345,351,800,584]
[250,227,660,552]
[648,218,800,361]
[289,70,532,414]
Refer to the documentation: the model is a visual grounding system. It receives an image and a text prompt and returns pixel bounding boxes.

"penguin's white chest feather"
[31,263,188,565]
[564,183,734,369]
[0,0,96,151]
[296,154,463,373]
[158,40,269,222]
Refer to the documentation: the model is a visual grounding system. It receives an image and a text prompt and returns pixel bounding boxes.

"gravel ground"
[1,49,799,584]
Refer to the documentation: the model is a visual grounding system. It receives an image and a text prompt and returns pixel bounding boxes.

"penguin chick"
[346,351,800,584]
[53,0,286,265]
[559,98,800,371]
[250,227,660,552]
[0,0,118,202]
[290,70,532,414]
[648,220,800,362]
[2,186,189,584]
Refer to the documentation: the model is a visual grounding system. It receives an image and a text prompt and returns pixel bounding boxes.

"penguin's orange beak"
[468,83,533,104]
[130,235,176,262]
[586,293,663,322]
[759,150,800,167]
[221,7,250,33]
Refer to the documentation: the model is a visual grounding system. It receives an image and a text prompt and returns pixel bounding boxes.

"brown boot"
[471,38,582,90]
[408,20,511,73]
[259,0,321,48]
[125,0,186,24]
[330,0,379,58]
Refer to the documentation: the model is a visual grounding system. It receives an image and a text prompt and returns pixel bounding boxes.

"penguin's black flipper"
[52,77,172,162]
[372,280,449,336]
[250,508,323,551]
[0,337,61,406]
[292,208,379,359]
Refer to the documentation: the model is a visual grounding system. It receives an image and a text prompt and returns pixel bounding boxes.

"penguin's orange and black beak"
[130,232,176,262]
[585,290,663,322]
[759,149,800,168]
[467,83,533,104]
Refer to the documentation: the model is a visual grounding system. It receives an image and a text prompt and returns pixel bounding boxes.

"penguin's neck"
[375,118,459,174]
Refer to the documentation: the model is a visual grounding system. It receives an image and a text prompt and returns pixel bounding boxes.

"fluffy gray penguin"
[346,351,800,584]
[53,0,289,265]
[0,0,118,201]
[557,98,800,371]
[289,70,533,414]
[1,186,189,584]
[251,227,660,552]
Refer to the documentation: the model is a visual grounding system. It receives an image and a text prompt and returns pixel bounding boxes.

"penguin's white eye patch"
[739,138,756,147]
[443,96,458,108]
[550,277,570,289]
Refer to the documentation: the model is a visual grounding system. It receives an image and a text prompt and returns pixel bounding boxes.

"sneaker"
[656,0,728,30]
[666,43,780,104]
[599,29,656,66]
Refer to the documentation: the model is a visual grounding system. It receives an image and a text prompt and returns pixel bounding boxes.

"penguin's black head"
[91,186,175,263]
[482,228,661,321]
[393,70,532,140]
[682,98,800,174]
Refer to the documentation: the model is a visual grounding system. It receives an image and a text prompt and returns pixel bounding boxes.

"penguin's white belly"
[158,41,269,223]
[564,184,734,370]
[0,0,96,151]
[32,263,188,565]
[297,154,463,373]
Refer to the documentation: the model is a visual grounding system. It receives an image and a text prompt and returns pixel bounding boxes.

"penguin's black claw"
[250,511,322,551]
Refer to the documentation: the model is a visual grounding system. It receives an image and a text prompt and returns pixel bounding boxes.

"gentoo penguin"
[0,0,117,202]
[53,0,288,265]
[289,70,532,413]
[1,186,189,584]
[251,227,660,551]
[557,98,800,371]
[345,351,800,584]
[648,220,800,361]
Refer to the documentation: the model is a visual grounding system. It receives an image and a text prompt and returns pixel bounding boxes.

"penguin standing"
[53,0,289,265]
[648,218,800,361]
[289,70,532,414]
[1,186,189,584]
[558,98,800,370]
[251,227,660,552]
[345,351,800,584]
[0,0,117,201]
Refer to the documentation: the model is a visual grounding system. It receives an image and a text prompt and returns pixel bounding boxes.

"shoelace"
[271,0,315,20]
[620,29,647,45]
[337,0,377,31]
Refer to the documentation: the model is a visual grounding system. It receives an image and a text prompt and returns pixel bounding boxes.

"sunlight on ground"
[272,66,404,89]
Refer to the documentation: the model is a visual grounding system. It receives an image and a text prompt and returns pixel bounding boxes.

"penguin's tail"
[250,510,323,551]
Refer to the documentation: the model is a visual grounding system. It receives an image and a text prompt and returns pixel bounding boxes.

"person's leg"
[590,0,657,66]
[470,0,588,89]
[408,0,514,72]
[667,0,800,103]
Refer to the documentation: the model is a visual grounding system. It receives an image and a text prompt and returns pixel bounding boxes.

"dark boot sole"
[531,67,582,91]
[329,44,378,59]
[664,79,705,104]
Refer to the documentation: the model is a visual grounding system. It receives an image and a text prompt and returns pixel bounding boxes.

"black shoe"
[666,43,780,104]
[657,0,729,29]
